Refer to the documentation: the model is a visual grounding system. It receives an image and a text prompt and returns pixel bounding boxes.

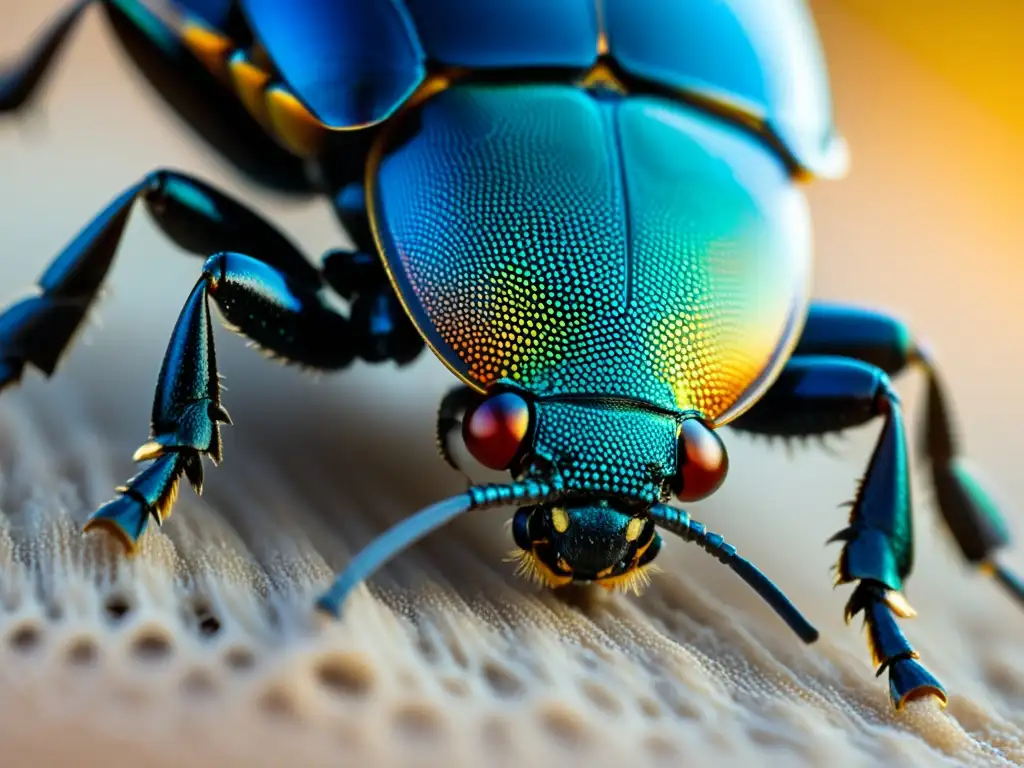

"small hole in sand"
[482,661,522,698]
[66,637,98,666]
[645,734,680,761]
[190,600,222,638]
[637,696,661,719]
[481,717,514,751]
[441,677,469,698]
[224,647,256,671]
[654,679,700,721]
[581,681,621,715]
[131,629,173,662]
[668,698,701,721]
[8,623,42,653]
[539,704,588,749]
[335,723,363,747]
[748,725,790,749]
[259,687,299,721]
[315,653,374,698]
[393,702,443,743]
[104,594,133,623]
[198,615,221,636]
[415,635,441,665]
[446,638,470,669]
[181,669,217,698]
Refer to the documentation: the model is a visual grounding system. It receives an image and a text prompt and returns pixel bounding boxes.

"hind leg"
[0,168,322,392]
[731,355,945,708]
[2,1,311,191]
[793,302,1023,604]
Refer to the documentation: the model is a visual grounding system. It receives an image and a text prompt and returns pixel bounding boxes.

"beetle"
[2,0,1022,710]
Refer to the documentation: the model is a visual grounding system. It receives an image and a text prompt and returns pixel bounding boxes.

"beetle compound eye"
[673,419,729,501]
[462,392,532,470]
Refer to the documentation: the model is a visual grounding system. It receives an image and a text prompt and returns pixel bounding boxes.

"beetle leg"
[730,355,946,709]
[791,302,1024,608]
[2,2,310,192]
[84,252,353,552]
[0,169,323,393]
[331,182,376,253]
[0,0,92,112]
[320,181,426,365]
[321,248,425,365]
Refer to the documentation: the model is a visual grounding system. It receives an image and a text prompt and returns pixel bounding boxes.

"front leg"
[731,356,945,709]
[85,252,354,551]
[794,303,1024,605]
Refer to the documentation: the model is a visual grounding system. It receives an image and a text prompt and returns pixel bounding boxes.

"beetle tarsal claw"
[208,403,232,425]
[132,441,165,462]
[882,590,917,619]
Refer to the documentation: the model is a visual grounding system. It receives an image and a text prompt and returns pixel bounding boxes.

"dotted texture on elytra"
[372,84,812,423]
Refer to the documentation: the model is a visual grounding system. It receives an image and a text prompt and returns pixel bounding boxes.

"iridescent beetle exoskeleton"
[2,0,1021,709]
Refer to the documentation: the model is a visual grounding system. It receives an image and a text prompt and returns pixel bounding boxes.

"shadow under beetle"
[2,0,1022,710]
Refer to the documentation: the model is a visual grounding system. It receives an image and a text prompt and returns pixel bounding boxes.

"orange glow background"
[2,0,1023,669]
[1,2,1023,763]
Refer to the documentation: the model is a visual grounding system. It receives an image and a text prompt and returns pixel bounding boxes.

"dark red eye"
[462,392,532,470]
[672,419,729,501]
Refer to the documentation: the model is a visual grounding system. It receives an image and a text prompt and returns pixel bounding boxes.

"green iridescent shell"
[370,84,812,425]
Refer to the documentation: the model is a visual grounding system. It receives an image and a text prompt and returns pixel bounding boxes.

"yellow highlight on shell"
[229,55,273,131]
[181,20,233,83]
[266,86,328,158]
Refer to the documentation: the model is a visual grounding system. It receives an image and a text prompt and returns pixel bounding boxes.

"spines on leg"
[730,353,945,707]
[845,581,947,709]
[830,382,914,595]
[434,385,482,474]
[83,249,358,553]
[84,453,192,553]
[203,252,354,370]
[794,303,1024,608]
[144,277,229,463]
[84,277,228,552]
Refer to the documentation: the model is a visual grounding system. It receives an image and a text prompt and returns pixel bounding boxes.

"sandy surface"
[1,2,1023,766]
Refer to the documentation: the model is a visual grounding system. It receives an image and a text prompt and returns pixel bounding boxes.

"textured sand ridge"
[0,378,1019,768]
[2,2,1024,766]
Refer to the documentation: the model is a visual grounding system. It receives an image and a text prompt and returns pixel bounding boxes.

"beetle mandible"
[2,0,1021,710]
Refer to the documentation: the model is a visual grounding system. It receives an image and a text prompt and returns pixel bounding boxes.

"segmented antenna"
[649,503,819,644]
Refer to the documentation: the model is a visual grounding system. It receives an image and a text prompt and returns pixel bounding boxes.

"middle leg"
[730,355,946,708]
[793,302,1024,605]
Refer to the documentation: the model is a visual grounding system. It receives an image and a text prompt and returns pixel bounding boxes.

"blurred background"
[1,1,1023,766]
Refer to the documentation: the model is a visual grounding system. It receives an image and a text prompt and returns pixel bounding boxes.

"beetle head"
[457,387,730,593]
[510,500,662,593]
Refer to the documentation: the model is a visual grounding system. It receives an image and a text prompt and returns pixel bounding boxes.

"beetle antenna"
[990,561,1024,607]
[649,503,819,644]
[315,478,563,618]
